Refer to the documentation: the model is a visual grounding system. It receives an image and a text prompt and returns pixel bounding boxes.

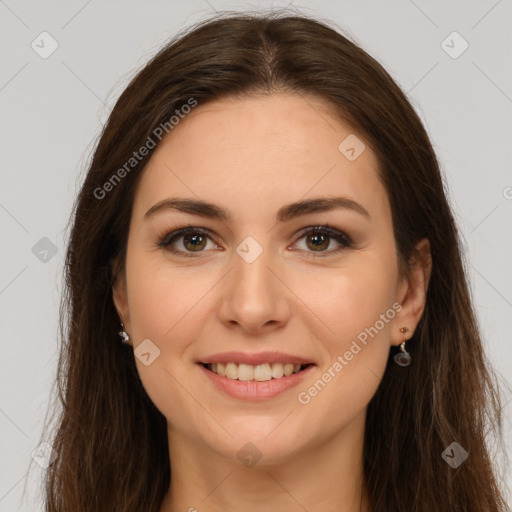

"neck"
[160,411,370,512]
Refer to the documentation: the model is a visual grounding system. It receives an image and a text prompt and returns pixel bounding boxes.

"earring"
[119,323,131,345]
[393,327,412,367]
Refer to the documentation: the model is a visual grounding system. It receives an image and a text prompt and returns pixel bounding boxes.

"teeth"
[253,363,271,381]
[284,363,294,376]
[271,362,284,379]
[225,362,238,379]
[238,363,254,381]
[206,362,306,381]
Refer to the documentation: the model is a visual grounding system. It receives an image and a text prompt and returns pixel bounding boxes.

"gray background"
[1,0,511,509]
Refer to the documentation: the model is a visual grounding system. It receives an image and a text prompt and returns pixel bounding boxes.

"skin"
[113,93,432,512]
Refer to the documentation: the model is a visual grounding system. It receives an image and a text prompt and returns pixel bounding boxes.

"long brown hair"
[36,10,509,511]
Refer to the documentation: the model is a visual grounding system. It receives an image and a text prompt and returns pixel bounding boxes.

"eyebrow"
[144,196,371,223]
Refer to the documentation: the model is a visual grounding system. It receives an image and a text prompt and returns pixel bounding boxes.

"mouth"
[198,360,316,400]
[199,362,315,382]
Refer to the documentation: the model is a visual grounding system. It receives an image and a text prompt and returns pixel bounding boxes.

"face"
[113,93,427,463]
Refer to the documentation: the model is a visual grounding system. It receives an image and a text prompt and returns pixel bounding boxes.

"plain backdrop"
[1,0,511,509]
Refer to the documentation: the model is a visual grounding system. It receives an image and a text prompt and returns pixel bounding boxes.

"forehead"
[132,93,389,224]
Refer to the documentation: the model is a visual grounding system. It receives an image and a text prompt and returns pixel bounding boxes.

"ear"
[391,238,432,346]
[112,259,130,331]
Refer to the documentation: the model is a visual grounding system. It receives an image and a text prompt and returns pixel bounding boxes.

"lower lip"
[198,363,315,400]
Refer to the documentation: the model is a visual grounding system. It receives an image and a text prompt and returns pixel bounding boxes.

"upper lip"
[197,351,315,366]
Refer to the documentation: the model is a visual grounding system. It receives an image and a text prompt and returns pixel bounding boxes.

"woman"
[39,11,509,512]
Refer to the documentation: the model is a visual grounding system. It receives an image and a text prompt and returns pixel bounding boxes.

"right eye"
[158,227,221,257]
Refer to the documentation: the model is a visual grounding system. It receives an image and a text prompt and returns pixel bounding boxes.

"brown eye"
[182,233,207,252]
[305,232,330,251]
[159,228,218,257]
[293,225,353,257]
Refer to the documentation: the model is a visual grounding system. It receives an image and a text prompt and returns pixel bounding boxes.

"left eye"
[159,225,353,258]
[293,226,353,256]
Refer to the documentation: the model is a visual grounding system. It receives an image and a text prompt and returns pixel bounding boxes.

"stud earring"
[394,327,412,367]
[119,323,131,345]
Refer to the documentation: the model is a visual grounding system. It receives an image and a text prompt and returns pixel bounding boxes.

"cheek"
[292,264,398,421]
[123,254,212,420]
[125,249,210,341]
[294,250,398,407]
[298,254,398,345]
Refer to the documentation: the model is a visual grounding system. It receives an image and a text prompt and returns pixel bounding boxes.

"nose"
[217,242,291,335]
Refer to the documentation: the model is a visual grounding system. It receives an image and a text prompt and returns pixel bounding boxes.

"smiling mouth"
[200,362,314,382]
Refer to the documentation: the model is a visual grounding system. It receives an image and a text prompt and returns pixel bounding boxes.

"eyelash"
[157,224,354,259]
